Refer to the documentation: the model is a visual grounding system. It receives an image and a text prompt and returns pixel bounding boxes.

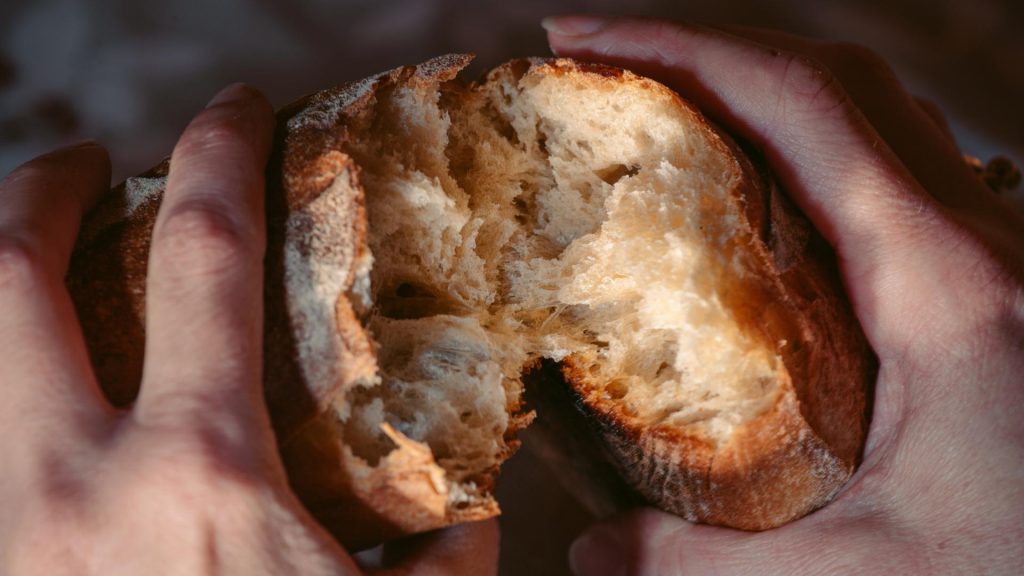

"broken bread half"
[67,54,874,549]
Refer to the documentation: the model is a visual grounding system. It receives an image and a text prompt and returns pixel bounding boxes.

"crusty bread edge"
[526,57,874,529]
[272,54,531,550]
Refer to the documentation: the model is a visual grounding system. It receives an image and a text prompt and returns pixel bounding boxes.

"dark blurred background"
[1,1,1020,574]
[1,0,1021,184]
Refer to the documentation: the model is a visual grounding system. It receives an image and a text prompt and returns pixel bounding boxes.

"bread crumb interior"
[336,64,785,505]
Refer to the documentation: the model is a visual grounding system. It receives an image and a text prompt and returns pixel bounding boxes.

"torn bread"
[67,54,874,548]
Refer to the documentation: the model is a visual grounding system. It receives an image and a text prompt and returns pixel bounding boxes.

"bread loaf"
[67,55,874,548]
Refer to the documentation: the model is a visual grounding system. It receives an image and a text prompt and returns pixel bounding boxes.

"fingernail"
[569,529,626,576]
[206,82,256,108]
[542,15,610,37]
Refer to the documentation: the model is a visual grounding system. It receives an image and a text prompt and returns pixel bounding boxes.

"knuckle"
[133,404,260,476]
[773,52,853,119]
[165,436,239,478]
[133,427,262,495]
[155,200,253,274]
[124,449,266,531]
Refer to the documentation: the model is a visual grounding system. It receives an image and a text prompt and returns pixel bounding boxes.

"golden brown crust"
[271,55,507,549]
[545,56,875,528]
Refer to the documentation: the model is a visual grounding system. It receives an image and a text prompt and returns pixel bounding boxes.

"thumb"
[570,507,933,575]
[569,509,797,576]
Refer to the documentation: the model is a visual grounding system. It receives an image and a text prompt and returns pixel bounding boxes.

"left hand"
[0,83,497,576]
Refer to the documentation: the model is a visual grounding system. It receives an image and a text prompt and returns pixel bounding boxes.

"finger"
[714,26,1021,245]
[570,509,750,575]
[376,520,500,576]
[542,16,1005,344]
[135,84,274,435]
[718,27,961,145]
[569,508,921,575]
[0,143,113,456]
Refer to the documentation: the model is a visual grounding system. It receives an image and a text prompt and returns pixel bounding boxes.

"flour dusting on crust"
[78,175,166,245]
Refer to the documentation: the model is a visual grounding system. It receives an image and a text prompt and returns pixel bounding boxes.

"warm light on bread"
[67,55,874,550]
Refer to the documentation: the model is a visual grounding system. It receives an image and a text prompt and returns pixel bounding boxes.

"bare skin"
[0,84,497,576]
[542,15,1024,576]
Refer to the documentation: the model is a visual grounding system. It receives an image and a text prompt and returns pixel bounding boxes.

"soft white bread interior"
[68,55,873,550]
[276,55,871,545]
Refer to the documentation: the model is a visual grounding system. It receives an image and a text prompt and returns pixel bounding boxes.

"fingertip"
[36,139,109,169]
[569,523,627,576]
[187,82,275,159]
[77,141,113,212]
[3,139,112,212]
[545,14,648,60]
[64,140,113,193]
[206,82,262,108]
[165,85,275,208]
[541,15,612,38]
[207,83,275,130]
[55,139,104,153]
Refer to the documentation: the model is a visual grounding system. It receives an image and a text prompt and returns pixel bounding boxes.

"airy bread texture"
[67,55,873,549]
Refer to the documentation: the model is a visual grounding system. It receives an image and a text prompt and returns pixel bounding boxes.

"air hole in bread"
[605,378,628,400]
[375,279,466,319]
[596,163,640,186]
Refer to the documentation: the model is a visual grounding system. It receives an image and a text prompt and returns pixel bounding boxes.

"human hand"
[542,15,1024,575]
[0,84,497,575]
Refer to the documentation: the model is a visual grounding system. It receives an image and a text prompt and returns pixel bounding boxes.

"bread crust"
[67,54,874,546]
[272,54,526,549]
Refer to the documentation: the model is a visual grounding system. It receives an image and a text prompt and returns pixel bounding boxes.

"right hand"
[543,15,1024,575]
